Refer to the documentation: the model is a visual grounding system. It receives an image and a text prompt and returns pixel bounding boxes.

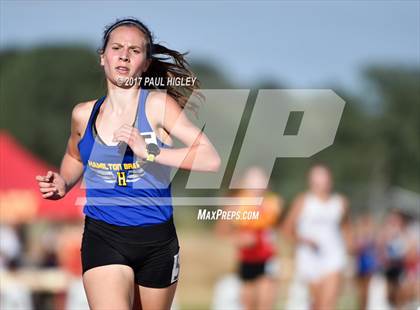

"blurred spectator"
[56,223,90,310]
[353,213,378,310]
[0,252,33,310]
[377,209,420,309]
[400,215,420,308]
[40,226,59,268]
[0,225,26,307]
[0,224,22,271]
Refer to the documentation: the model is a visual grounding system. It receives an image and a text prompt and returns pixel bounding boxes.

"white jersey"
[295,192,347,281]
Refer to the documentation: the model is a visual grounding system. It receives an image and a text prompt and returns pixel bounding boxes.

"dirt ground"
[175,226,359,310]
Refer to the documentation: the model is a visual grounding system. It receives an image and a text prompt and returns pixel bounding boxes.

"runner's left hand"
[113,124,147,159]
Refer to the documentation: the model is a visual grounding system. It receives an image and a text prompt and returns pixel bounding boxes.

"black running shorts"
[239,258,278,281]
[81,216,180,288]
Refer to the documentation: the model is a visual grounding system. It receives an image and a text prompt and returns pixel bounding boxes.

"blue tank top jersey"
[77,88,173,226]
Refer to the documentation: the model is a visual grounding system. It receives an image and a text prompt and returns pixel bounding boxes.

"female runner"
[283,163,351,310]
[216,167,283,310]
[35,18,220,310]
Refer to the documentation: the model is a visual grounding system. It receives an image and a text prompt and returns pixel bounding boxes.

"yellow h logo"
[117,171,127,186]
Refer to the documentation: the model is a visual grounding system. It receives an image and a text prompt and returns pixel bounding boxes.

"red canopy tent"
[0,130,85,223]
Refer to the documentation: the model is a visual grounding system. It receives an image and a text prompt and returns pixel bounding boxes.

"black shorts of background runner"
[239,261,268,281]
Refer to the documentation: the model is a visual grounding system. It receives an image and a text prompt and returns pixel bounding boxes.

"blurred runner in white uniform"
[296,192,347,281]
[283,163,351,310]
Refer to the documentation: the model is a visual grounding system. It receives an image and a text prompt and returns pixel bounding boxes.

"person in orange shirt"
[216,166,283,310]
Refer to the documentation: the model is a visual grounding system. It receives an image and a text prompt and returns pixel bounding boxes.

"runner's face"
[308,166,332,194]
[100,26,150,86]
[242,167,268,190]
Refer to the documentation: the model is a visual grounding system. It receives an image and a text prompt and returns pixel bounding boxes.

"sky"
[1,0,419,92]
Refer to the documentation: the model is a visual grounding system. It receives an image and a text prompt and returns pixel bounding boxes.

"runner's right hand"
[35,170,67,200]
[301,238,319,252]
